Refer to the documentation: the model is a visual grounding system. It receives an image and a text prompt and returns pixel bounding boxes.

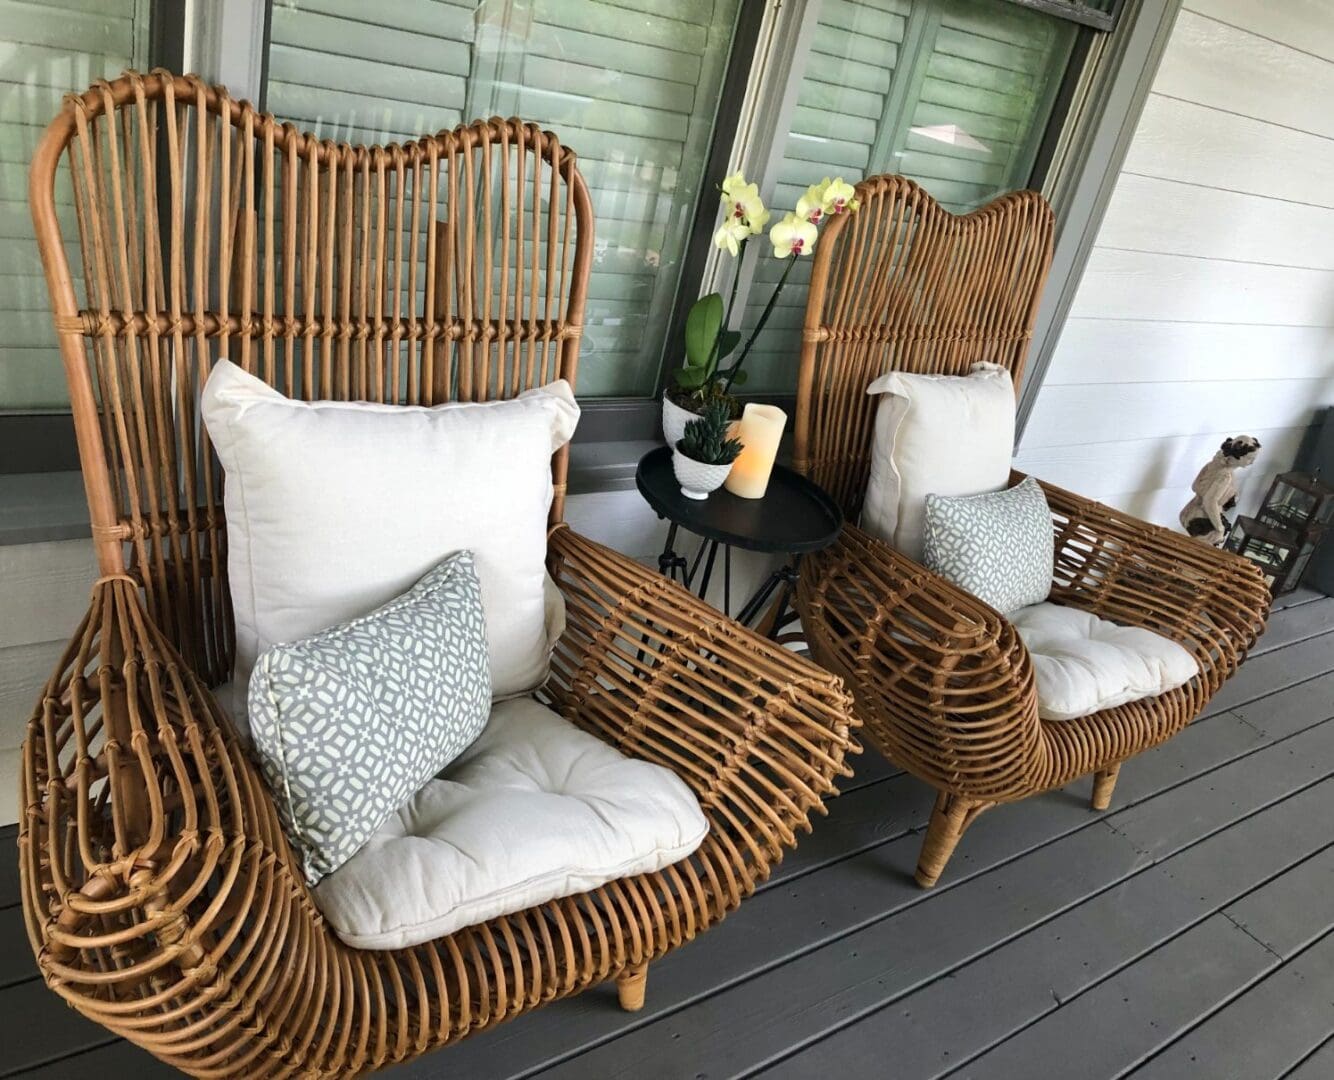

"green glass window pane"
[0,0,151,411]
[265,0,741,398]
[732,0,1075,396]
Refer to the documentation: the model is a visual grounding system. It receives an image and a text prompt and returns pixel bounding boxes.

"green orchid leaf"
[674,364,708,390]
[728,367,749,387]
[684,293,724,370]
[715,329,741,360]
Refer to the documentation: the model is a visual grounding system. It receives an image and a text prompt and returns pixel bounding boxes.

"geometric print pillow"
[923,476,1054,617]
[248,550,491,885]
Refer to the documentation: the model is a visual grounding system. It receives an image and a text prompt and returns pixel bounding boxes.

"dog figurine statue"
[1180,435,1262,547]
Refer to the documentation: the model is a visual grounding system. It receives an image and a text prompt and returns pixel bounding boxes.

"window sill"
[0,443,663,547]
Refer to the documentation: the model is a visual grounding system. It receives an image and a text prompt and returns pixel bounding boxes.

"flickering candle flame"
[725,403,787,499]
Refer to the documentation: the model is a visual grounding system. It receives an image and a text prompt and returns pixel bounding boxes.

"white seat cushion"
[1010,602,1199,722]
[313,697,709,950]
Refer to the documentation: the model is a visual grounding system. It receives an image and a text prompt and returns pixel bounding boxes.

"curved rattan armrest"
[19,577,306,1027]
[797,524,1042,802]
[544,525,859,858]
[1029,472,1270,671]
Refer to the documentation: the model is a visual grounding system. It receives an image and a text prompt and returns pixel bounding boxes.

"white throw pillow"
[1010,602,1200,722]
[313,696,709,949]
[202,361,578,732]
[863,362,1015,561]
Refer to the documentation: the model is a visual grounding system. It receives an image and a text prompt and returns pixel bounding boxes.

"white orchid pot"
[672,449,733,500]
[662,395,698,449]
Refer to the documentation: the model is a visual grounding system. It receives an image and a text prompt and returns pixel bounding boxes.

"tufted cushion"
[1010,602,1199,722]
[312,696,709,949]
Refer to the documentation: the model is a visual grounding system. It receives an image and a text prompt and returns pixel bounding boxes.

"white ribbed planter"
[662,395,698,449]
[672,450,733,500]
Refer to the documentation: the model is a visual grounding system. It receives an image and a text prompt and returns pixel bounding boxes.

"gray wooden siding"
[2,588,1331,1078]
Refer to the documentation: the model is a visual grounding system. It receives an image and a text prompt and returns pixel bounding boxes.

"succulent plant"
[676,401,743,466]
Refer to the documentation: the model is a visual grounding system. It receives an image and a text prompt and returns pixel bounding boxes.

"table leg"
[657,521,687,582]
[723,543,732,617]
[736,556,804,640]
[735,568,784,627]
[756,555,803,640]
[696,540,721,603]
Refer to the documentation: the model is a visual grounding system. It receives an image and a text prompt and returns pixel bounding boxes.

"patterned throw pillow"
[923,477,1054,616]
[248,550,491,885]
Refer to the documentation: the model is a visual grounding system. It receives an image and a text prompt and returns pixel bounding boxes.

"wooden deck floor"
[3,587,1332,1079]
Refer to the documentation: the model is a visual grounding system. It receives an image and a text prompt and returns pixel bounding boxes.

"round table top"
[635,445,844,554]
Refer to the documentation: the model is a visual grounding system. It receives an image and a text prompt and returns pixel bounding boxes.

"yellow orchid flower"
[718,172,769,242]
[770,211,818,258]
[720,171,749,199]
[796,180,829,225]
[821,177,859,215]
[713,218,749,257]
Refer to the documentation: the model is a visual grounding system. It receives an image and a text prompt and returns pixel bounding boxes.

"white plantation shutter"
[264,0,740,397]
[0,0,148,409]
[736,0,1074,394]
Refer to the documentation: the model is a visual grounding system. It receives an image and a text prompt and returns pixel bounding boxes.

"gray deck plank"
[762,790,1334,1079]
[529,715,1334,1080]
[950,915,1277,1079]
[1205,630,1334,716]
[1250,598,1334,656]
[1226,844,1334,959]
[1271,586,1326,610]
[0,975,123,1078]
[1130,917,1334,1078]
[16,1040,179,1079]
[1284,1036,1334,1078]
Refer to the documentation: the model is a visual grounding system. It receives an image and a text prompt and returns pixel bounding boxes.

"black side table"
[635,446,843,640]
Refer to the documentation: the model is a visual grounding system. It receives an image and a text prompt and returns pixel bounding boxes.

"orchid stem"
[722,253,797,395]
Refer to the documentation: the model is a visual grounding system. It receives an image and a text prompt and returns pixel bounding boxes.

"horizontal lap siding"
[0,0,146,408]
[1016,1,1334,528]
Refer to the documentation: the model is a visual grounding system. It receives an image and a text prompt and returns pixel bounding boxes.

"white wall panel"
[1189,0,1334,61]
[1124,96,1334,208]
[1153,10,1334,138]
[1044,320,1334,386]
[1099,174,1334,270]
[1020,0,1334,530]
[1070,249,1334,326]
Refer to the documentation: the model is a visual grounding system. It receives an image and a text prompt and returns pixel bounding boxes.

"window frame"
[0,0,1153,475]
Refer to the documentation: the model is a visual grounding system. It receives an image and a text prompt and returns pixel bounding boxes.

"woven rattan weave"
[19,72,858,1076]
[792,174,1269,887]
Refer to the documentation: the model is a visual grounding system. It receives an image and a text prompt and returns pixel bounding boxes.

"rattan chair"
[19,72,858,1077]
[793,175,1269,888]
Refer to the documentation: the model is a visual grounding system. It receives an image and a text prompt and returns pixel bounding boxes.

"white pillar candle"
[725,403,787,499]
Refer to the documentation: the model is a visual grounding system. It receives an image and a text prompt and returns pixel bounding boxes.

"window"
[0,0,151,411]
[0,0,1123,471]
[733,0,1078,394]
[263,0,742,398]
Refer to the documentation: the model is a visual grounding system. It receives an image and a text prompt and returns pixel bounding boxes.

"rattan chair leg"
[916,792,987,888]
[1091,763,1122,811]
[616,963,648,1012]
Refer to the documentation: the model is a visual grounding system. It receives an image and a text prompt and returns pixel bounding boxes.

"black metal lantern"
[1225,514,1323,595]
[1256,471,1334,533]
